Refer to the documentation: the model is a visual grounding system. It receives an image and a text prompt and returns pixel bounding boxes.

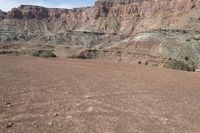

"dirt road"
[0,56,200,133]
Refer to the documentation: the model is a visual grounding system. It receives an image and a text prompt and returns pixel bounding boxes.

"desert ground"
[0,56,200,133]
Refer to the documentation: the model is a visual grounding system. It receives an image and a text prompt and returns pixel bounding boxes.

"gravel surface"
[0,56,200,133]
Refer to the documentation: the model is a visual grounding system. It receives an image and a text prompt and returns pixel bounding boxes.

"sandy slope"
[0,56,200,133]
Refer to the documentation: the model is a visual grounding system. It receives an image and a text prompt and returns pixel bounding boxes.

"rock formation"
[0,0,200,68]
[1,0,200,34]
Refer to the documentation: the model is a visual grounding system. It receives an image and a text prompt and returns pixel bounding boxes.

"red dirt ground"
[0,56,200,133]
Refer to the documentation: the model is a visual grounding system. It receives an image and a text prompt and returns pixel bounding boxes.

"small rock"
[54,113,59,116]
[87,107,94,112]
[6,102,12,107]
[6,102,11,105]
[66,115,73,119]
[32,122,37,125]
[84,95,92,99]
[6,122,14,128]
[32,122,39,127]
[48,122,53,126]
[65,91,71,94]
[162,118,168,125]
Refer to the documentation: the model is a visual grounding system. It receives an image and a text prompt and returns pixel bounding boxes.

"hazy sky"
[0,0,96,11]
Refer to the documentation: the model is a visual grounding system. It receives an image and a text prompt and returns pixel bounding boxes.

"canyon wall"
[0,0,200,34]
[1,0,200,68]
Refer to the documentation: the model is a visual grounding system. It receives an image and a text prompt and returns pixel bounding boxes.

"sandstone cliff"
[0,0,200,68]
[1,0,200,34]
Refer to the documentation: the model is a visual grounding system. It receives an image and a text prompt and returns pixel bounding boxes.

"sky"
[0,0,96,11]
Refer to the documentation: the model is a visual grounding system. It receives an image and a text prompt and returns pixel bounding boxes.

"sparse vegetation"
[66,50,99,59]
[31,50,56,58]
[138,61,142,64]
[184,56,189,61]
[164,60,190,71]
[0,50,20,56]
[0,29,14,33]
[66,54,87,59]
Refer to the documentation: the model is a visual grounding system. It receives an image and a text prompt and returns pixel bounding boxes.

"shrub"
[66,54,87,59]
[138,61,142,64]
[0,50,20,56]
[31,50,56,58]
[164,60,190,71]
[31,51,40,57]
[39,51,56,58]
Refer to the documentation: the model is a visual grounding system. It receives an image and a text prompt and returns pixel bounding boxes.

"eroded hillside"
[0,0,200,69]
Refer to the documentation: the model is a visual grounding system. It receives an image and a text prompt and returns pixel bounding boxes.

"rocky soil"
[0,56,200,133]
[1,1,200,132]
